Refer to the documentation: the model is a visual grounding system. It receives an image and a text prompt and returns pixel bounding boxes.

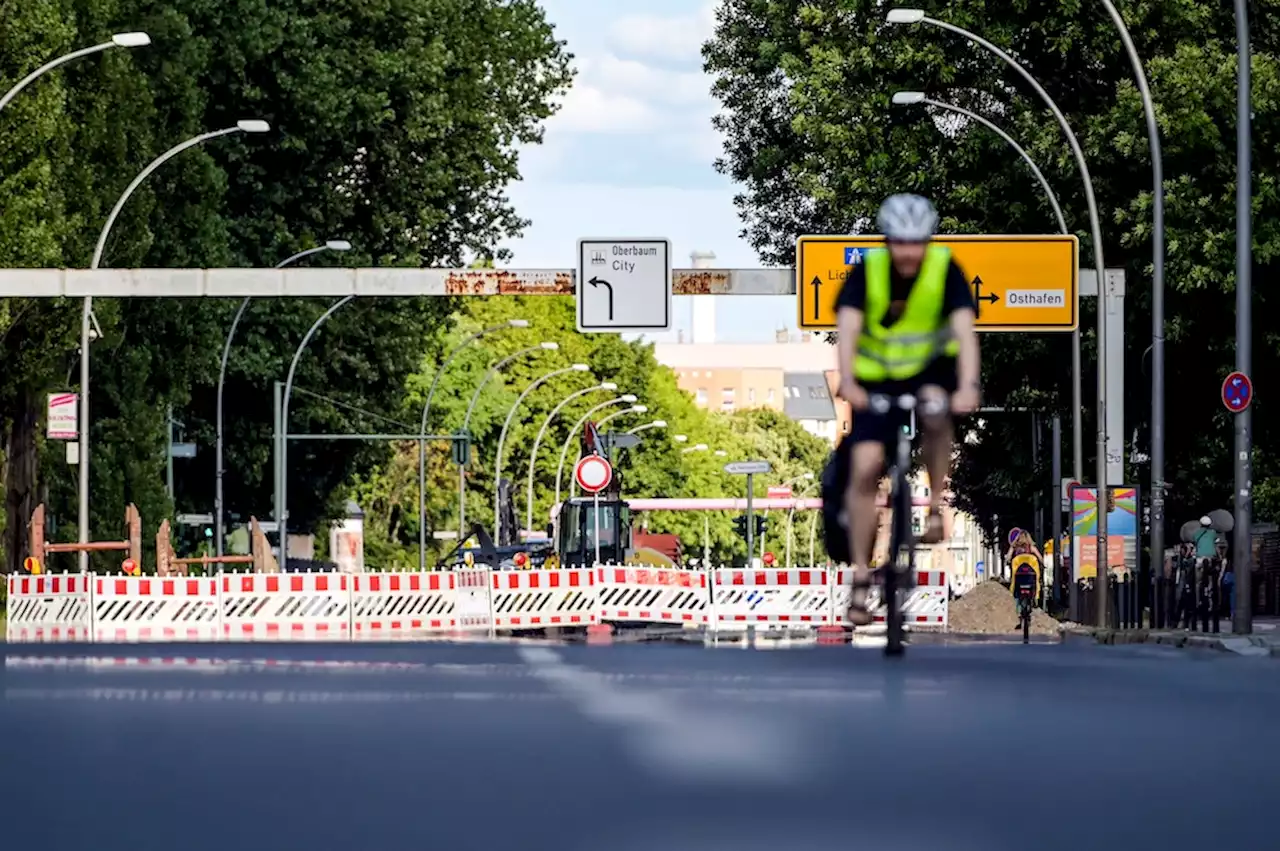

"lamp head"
[325,239,352,251]
[886,8,926,23]
[539,341,559,350]
[600,382,618,391]
[620,394,638,403]
[651,420,667,428]
[237,119,271,133]
[631,405,648,414]
[507,319,530,328]
[111,32,151,48]
[694,443,708,451]
[674,435,688,443]
[802,472,815,480]
[570,363,589,372]
[891,91,926,105]
[714,450,728,457]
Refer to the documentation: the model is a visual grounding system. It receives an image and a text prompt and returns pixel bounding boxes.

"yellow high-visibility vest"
[854,246,959,382]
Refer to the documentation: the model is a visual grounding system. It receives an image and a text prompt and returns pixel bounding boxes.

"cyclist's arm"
[943,262,980,391]
[835,266,867,384]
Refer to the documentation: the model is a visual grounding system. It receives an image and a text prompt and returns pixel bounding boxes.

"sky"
[497,0,796,344]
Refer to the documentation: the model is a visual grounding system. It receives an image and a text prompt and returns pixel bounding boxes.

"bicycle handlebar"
[867,393,949,416]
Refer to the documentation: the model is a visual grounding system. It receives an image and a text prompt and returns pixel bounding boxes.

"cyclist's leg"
[844,415,890,625]
[915,358,957,544]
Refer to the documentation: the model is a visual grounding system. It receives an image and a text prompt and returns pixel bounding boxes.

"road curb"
[1063,625,1280,657]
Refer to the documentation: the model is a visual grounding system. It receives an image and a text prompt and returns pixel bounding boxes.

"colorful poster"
[1071,486,1138,580]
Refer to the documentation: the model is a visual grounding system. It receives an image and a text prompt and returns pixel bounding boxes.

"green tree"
[704,0,1280,537]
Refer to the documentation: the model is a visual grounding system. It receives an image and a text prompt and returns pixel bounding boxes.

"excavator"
[444,420,679,570]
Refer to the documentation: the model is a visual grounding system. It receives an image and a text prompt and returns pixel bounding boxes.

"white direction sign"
[724,460,771,475]
[576,238,672,333]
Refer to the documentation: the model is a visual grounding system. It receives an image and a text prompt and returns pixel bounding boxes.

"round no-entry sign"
[574,455,613,494]
[1221,371,1253,413]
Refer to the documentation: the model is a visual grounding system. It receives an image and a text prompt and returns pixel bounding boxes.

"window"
[722,388,735,402]
[748,388,756,404]
[696,388,708,405]
[721,388,735,410]
[767,388,775,403]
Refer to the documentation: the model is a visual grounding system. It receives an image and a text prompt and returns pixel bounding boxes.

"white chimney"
[690,250,717,344]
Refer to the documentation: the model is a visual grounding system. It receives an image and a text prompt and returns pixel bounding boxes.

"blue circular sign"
[1221,371,1253,413]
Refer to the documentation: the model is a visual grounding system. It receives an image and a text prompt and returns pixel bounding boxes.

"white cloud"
[584,55,712,109]
[607,4,718,63]
[551,83,659,133]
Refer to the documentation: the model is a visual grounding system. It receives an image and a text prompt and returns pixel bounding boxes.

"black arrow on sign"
[971,275,999,317]
[810,275,823,320]
[588,276,614,321]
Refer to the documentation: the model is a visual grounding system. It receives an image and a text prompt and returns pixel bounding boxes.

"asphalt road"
[2,638,1276,851]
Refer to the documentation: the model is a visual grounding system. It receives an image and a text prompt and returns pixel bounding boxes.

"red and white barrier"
[595,566,709,625]
[6,564,947,642]
[5,574,91,642]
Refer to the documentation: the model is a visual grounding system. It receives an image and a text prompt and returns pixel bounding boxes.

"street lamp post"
[416,319,527,570]
[887,8,1111,628]
[458,342,558,536]
[891,91,1081,483]
[553,396,638,509]
[214,239,351,556]
[1232,0,1253,633]
[569,406,647,500]
[526,382,616,532]
[494,364,592,543]
[0,32,151,115]
[625,420,667,436]
[1096,0,1168,626]
[79,119,271,572]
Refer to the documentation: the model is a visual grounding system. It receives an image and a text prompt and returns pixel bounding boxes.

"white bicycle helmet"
[877,194,938,241]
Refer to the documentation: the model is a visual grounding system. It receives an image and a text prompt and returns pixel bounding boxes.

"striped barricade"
[489,569,597,630]
[220,573,352,640]
[595,565,709,625]
[830,568,949,629]
[5,574,91,642]
[351,572,454,638]
[710,568,832,629]
[93,576,220,642]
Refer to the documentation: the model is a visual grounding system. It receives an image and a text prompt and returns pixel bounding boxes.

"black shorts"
[849,356,958,446]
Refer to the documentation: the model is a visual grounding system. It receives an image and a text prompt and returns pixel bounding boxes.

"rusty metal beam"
[0,267,796,298]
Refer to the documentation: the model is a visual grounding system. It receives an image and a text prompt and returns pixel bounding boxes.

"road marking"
[518,646,806,782]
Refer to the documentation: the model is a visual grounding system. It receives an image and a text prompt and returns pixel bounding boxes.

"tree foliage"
[705,0,1280,537]
[0,0,572,570]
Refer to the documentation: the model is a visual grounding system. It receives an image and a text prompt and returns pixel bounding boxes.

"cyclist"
[1007,531,1041,627]
[835,194,981,624]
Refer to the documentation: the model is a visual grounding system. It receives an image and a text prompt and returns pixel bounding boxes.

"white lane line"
[517,646,807,782]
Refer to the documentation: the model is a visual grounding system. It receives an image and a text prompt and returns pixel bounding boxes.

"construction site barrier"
[5,565,947,642]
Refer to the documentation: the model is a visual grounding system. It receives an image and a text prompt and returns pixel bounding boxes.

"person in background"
[1005,530,1042,625]
[1221,559,1236,620]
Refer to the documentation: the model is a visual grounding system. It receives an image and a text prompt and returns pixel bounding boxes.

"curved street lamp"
[457,342,558,535]
[214,238,352,555]
[416,319,527,569]
[887,7,1110,627]
[78,119,271,571]
[569,405,647,500]
[681,443,709,454]
[493,363,592,543]
[891,90,1081,481]
[0,32,151,115]
[553,396,637,509]
[525,381,617,532]
[625,420,667,436]
[673,434,688,443]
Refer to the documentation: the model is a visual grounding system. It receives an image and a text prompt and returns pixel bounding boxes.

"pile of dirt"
[949,580,1061,636]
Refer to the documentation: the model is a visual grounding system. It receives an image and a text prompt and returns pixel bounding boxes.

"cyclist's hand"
[951,385,980,414]
[839,379,869,411]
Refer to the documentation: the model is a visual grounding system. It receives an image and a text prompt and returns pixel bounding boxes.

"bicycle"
[1017,587,1034,644]
[866,392,947,657]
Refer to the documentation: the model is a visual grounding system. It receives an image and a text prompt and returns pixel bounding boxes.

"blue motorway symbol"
[844,247,868,265]
[1223,372,1252,412]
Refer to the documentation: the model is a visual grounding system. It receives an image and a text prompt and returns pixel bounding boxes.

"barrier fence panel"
[351,572,454,638]
[5,574,91,642]
[489,568,597,629]
[710,568,833,627]
[3,564,948,642]
[93,576,220,642]
[220,573,352,640]
[595,565,710,625]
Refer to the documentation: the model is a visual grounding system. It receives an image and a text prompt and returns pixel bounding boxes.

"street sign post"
[576,238,672,333]
[795,234,1079,332]
[1221,370,1252,413]
[725,460,772,563]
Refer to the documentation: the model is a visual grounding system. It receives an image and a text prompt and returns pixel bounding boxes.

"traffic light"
[451,429,471,465]
[732,515,749,539]
[754,515,768,537]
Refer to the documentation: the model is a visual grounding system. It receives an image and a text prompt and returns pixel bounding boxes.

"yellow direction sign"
[795,235,1079,332]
